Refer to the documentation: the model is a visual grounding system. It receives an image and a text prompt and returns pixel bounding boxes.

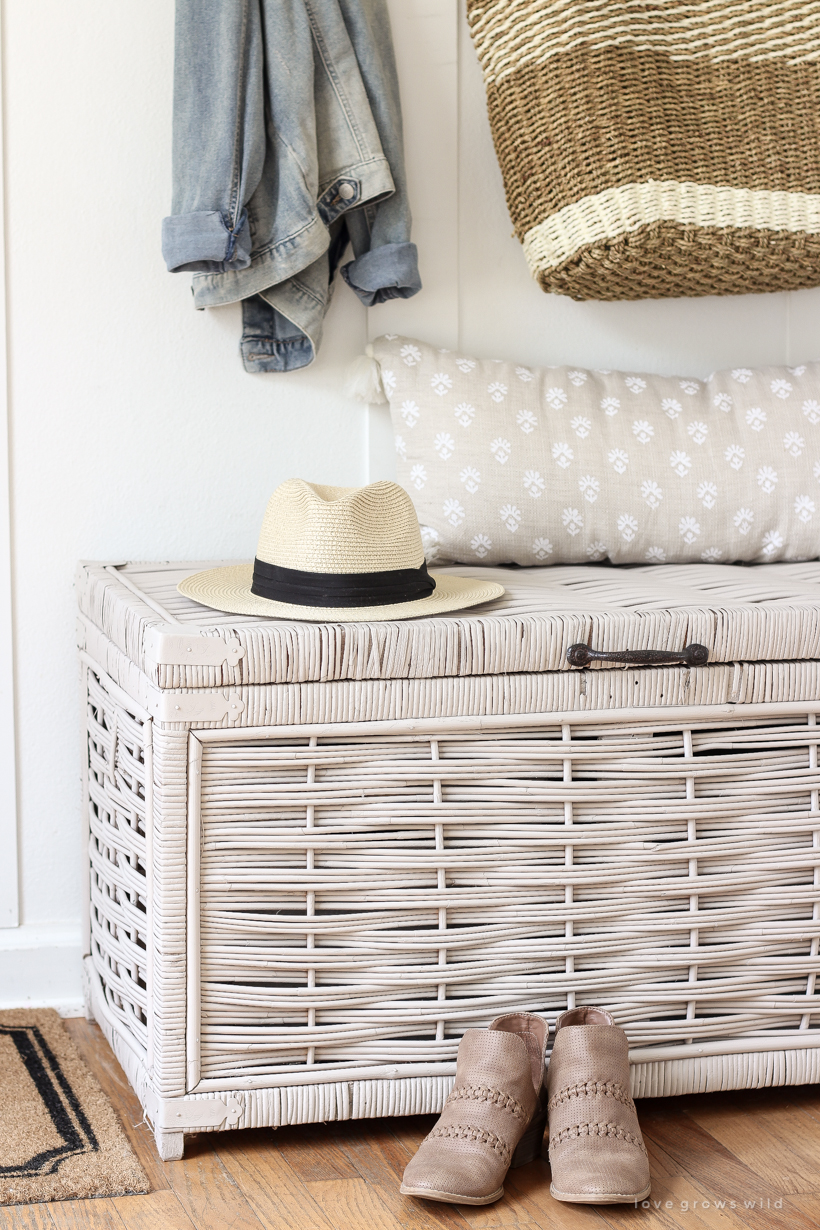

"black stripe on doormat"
[0,1025,99,1177]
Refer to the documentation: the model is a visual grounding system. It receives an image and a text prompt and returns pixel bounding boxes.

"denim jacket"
[162,0,421,371]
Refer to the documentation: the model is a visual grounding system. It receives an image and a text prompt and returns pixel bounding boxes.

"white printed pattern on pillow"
[374,337,820,566]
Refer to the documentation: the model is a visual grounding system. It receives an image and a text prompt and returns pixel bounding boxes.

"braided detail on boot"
[548,1081,635,1113]
[550,1122,647,1154]
[426,1123,513,1164]
[446,1084,528,1121]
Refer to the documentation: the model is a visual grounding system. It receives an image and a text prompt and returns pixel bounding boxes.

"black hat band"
[251,558,436,608]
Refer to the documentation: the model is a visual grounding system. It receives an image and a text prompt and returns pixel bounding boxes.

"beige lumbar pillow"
[370,335,820,566]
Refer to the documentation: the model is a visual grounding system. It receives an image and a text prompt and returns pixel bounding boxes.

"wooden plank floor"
[2,1020,820,1229]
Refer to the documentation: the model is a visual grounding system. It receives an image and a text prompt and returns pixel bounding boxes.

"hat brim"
[177,564,505,622]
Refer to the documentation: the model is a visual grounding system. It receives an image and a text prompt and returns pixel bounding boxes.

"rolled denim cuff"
[240,295,316,374]
[162,210,252,273]
[340,242,421,306]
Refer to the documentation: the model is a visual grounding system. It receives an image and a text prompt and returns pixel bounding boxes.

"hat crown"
[256,479,425,573]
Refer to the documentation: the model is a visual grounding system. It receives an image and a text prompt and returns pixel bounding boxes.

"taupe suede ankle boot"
[547,1007,650,1204]
[400,1013,549,1205]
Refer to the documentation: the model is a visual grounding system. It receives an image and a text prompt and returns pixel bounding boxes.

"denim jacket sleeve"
[334,0,421,306]
[164,0,420,335]
[162,1,267,273]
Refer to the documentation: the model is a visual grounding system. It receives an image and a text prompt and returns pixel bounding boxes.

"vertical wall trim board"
[0,0,18,927]
[367,0,460,482]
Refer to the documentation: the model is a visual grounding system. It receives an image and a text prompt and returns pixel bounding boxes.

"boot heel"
[510,1113,547,1168]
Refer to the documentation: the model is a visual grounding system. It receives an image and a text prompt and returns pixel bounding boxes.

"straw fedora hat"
[178,479,505,621]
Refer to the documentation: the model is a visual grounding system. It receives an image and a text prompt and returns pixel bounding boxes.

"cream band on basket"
[177,478,504,622]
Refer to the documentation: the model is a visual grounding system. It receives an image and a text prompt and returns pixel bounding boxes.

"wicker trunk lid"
[77,559,820,700]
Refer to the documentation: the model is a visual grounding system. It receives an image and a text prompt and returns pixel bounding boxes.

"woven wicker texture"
[78,560,820,1155]
[187,717,820,1085]
[466,0,820,299]
[78,560,820,691]
[77,636,820,729]
[87,670,149,1055]
[82,655,820,1087]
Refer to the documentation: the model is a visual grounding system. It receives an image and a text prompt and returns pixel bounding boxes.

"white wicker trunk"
[77,560,820,1159]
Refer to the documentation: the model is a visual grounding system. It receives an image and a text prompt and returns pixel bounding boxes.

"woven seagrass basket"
[467,0,820,300]
[78,559,820,1159]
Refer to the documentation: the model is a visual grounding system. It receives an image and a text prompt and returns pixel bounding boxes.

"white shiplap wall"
[2,0,820,1006]
[0,18,17,930]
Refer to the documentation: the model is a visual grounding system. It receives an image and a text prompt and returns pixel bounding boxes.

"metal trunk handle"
[566,642,709,668]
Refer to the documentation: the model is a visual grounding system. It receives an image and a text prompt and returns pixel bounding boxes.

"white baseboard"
[0,922,84,1014]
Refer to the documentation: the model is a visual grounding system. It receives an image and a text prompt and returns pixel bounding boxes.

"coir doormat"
[0,1009,148,1206]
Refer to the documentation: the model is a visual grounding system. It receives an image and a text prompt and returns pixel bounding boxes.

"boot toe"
[401,1142,506,1204]
[550,1139,650,1203]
